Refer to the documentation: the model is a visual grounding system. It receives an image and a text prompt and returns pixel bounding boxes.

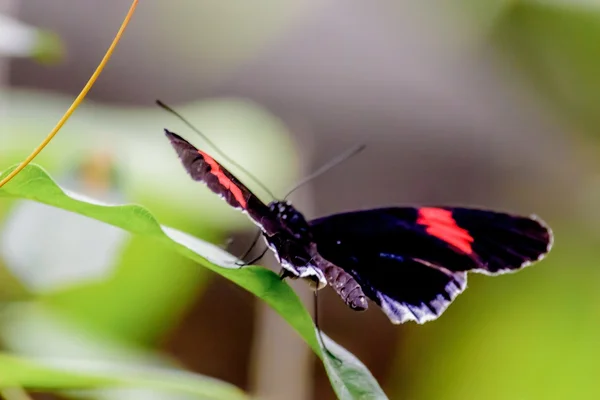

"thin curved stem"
[0,0,139,188]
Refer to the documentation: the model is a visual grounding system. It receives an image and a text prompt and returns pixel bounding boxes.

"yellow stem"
[0,0,139,188]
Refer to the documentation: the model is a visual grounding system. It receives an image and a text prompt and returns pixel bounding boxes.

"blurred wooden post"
[250,281,314,400]
[249,138,316,400]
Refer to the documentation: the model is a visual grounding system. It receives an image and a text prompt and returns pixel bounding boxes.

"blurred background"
[0,0,598,399]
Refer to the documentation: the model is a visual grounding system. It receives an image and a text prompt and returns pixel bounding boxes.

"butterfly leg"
[313,291,341,363]
[279,268,296,281]
[234,229,263,267]
[235,247,269,268]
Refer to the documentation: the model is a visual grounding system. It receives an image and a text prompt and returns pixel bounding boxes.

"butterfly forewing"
[165,130,280,234]
[447,207,552,274]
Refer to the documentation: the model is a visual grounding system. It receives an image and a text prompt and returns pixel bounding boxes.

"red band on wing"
[417,207,473,254]
[198,150,248,208]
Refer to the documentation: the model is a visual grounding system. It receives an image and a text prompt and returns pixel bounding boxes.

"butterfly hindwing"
[342,254,466,324]
[310,207,552,323]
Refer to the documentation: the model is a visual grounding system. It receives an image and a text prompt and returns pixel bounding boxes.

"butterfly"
[165,129,553,324]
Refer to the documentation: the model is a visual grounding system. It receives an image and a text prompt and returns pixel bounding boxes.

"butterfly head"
[269,200,312,242]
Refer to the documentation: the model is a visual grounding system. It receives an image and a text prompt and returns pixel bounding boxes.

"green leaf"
[0,164,387,399]
[0,353,247,399]
[320,334,387,399]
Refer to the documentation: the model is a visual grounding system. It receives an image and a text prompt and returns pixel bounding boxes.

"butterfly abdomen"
[316,255,368,311]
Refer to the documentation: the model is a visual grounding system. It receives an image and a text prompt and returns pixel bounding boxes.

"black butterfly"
[165,130,553,324]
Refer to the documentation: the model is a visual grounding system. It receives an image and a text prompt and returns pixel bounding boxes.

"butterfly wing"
[165,130,278,232]
[310,207,552,323]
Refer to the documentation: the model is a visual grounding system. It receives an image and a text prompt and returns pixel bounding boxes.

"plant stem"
[0,0,139,188]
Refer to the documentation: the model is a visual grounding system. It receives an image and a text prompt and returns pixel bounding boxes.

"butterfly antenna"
[284,143,366,200]
[156,99,277,201]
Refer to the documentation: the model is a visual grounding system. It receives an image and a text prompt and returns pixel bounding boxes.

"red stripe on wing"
[417,207,473,254]
[198,150,248,209]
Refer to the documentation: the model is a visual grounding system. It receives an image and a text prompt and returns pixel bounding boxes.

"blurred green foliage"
[0,92,305,398]
[0,13,64,63]
[375,3,600,397]
[4,0,600,398]
[0,163,387,399]
[0,91,300,346]
[492,1,600,136]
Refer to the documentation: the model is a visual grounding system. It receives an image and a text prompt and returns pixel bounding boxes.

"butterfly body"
[165,129,553,324]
